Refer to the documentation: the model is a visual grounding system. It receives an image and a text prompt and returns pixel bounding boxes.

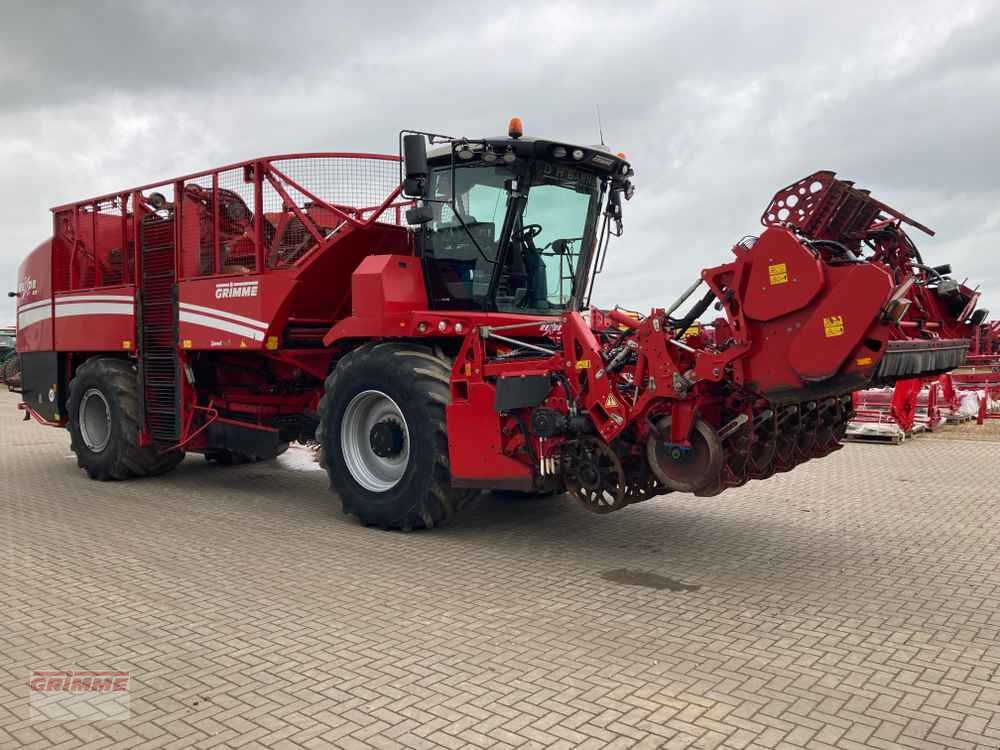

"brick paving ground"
[1,387,999,749]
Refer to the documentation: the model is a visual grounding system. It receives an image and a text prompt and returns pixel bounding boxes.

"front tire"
[316,343,472,530]
[68,357,184,481]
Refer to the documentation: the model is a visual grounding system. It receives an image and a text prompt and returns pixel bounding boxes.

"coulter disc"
[646,417,724,493]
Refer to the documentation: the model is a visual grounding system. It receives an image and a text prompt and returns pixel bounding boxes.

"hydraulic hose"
[669,289,716,333]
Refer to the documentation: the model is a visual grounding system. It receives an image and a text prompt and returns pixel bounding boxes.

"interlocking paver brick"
[2,388,1000,748]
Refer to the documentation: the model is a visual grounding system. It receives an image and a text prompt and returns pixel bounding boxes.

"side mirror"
[402,134,428,198]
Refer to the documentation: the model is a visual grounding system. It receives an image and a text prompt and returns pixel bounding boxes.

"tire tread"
[316,343,475,530]
[68,357,184,481]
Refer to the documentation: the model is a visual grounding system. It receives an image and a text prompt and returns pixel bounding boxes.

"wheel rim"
[80,388,112,453]
[340,390,410,492]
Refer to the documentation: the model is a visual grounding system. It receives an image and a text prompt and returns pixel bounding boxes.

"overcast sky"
[2,0,998,326]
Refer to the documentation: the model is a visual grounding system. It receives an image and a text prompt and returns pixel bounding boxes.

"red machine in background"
[849,295,997,435]
[850,375,957,437]
[11,121,987,529]
[950,320,1000,421]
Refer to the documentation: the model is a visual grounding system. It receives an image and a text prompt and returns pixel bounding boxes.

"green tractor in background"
[0,327,19,389]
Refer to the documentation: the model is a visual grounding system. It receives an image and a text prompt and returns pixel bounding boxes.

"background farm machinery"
[0,327,19,388]
[848,287,998,440]
[952,320,1000,419]
[10,122,988,527]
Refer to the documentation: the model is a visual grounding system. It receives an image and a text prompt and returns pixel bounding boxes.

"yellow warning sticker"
[604,394,619,408]
[239,340,248,349]
[265,336,279,350]
[769,262,788,285]
[682,324,701,340]
[575,360,591,369]
[823,316,845,337]
[856,356,873,366]
[182,339,192,349]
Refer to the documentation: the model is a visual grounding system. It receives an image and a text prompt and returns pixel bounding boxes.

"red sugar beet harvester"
[11,119,986,529]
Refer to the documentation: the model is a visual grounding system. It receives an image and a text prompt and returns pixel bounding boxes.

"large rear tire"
[67,357,185,481]
[316,343,473,530]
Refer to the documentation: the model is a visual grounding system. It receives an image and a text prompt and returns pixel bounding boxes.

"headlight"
[552,145,567,158]
[572,149,585,160]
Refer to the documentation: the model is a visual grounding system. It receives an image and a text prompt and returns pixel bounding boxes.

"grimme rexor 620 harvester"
[11,120,985,529]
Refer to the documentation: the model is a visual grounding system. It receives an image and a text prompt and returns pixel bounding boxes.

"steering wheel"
[513,223,543,241]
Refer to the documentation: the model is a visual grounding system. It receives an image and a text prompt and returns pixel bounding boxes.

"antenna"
[596,104,605,146]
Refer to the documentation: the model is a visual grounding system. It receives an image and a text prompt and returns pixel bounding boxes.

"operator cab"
[402,119,634,315]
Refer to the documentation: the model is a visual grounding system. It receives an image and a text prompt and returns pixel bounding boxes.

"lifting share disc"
[646,417,723,493]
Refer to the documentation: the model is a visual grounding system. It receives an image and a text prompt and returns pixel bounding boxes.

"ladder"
[138,214,181,443]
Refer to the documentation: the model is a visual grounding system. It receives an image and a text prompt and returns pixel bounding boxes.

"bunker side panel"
[53,286,137,352]
[16,240,55,353]
[20,352,65,422]
[177,273,298,351]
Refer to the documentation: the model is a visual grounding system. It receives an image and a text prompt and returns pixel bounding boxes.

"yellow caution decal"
[575,360,590,369]
[182,339,192,349]
[768,262,788,285]
[604,394,619,409]
[823,316,845,337]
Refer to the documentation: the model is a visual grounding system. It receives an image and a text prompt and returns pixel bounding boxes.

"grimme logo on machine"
[18,275,38,297]
[215,280,258,299]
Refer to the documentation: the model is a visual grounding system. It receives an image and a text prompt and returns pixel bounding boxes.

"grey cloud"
[2,0,998,325]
